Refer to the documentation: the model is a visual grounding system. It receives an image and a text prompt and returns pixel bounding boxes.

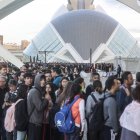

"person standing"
[27,74,48,140]
[51,67,62,90]
[120,85,140,140]
[3,79,17,140]
[86,80,103,140]
[85,72,100,100]
[0,64,13,85]
[0,76,9,140]
[116,71,133,116]
[117,65,121,78]
[102,76,120,140]
[66,83,86,140]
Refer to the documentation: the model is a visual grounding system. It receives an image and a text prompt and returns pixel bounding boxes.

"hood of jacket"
[34,74,45,91]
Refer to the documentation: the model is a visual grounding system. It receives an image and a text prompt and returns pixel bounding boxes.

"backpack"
[14,99,29,131]
[15,87,38,131]
[88,94,110,131]
[4,99,23,132]
[54,96,79,133]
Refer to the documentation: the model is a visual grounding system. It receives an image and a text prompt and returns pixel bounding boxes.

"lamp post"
[90,48,92,65]
[38,50,54,63]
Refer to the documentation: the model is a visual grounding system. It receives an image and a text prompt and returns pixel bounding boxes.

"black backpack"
[14,87,38,131]
[88,94,110,131]
[15,99,28,131]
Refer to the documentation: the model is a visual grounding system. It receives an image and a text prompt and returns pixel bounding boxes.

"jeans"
[17,131,26,140]
[28,123,42,140]
[6,131,16,140]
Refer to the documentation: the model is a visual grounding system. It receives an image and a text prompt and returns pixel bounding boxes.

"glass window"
[107,26,136,57]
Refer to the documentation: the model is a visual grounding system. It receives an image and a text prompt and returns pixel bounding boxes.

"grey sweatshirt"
[104,92,119,132]
[27,74,48,125]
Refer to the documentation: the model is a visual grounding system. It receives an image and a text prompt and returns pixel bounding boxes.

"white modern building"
[1,0,140,71]
[24,8,140,72]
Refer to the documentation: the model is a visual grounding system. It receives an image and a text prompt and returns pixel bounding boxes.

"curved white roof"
[0,0,33,20]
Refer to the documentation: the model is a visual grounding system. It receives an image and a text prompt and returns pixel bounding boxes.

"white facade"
[24,9,140,72]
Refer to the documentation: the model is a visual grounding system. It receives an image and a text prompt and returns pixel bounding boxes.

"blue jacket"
[116,85,133,116]
[53,75,62,89]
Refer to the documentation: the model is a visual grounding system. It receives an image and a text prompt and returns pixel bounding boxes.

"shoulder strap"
[14,99,24,106]
[103,95,114,122]
[69,96,80,109]
[91,94,98,103]
[104,95,114,100]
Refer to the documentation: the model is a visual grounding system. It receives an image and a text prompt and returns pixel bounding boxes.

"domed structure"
[51,10,118,60]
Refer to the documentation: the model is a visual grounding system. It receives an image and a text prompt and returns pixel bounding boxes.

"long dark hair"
[68,83,81,104]
[17,85,28,99]
[57,77,69,95]
[59,77,69,90]
[46,82,56,104]
[56,81,73,106]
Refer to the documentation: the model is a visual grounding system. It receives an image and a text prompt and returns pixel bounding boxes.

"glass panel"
[107,26,136,57]
[32,24,64,62]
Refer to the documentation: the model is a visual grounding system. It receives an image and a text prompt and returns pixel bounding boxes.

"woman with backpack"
[4,79,18,140]
[56,81,73,107]
[86,80,103,140]
[66,83,86,140]
[50,81,73,140]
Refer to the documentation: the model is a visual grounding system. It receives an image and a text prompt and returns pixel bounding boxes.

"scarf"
[120,101,140,136]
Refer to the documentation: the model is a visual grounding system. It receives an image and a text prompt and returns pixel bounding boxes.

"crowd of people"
[95,63,114,72]
[0,62,140,140]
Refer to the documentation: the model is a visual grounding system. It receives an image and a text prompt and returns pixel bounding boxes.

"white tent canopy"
[0,44,23,68]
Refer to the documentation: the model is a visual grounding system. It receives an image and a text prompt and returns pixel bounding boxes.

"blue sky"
[0,0,66,44]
